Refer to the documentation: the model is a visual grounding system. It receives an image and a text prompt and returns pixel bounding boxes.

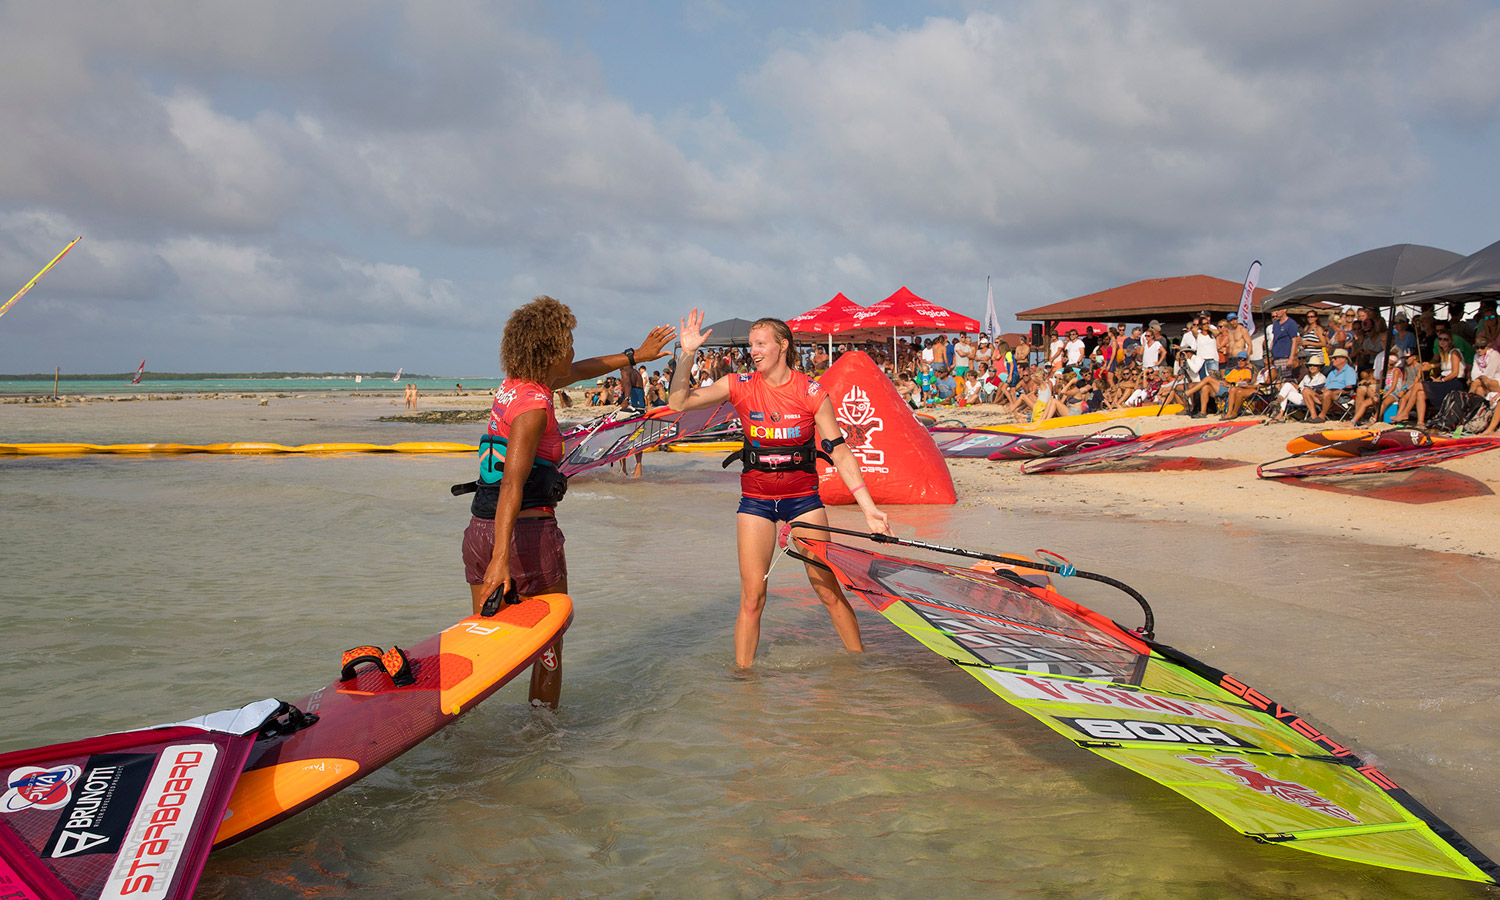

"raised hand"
[679,308,712,356]
[636,324,678,362]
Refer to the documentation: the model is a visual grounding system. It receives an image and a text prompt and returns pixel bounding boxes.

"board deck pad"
[215,594,572,847]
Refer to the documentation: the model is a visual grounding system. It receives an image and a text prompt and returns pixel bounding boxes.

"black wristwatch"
[624,348,636,366]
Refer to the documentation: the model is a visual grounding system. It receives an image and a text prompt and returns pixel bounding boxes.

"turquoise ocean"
[1,398,1496,899]
[0,375,501,396]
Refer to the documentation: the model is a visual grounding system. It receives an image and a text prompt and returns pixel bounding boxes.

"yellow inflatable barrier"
[662,441,742,453]
[984,405,1185,433]
[0,442,477,456]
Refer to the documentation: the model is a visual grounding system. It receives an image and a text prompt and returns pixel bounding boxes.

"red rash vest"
[488,378,564,464]
[728,369,827,499]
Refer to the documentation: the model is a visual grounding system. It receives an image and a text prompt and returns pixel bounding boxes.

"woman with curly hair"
[462,296,675,632]
[667,309,891,669]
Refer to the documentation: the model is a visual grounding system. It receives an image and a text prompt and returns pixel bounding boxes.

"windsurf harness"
[721,432,838,474]
[463,433,568,516]
[785,526,1499,885]
[457,379,567,516]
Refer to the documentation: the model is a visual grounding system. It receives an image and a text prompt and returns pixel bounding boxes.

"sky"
[2,0,1498,375]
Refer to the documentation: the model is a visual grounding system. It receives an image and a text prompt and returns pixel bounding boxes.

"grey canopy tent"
[1396,238,1500,306]
[697,318,757,348]
[1261,244,1464,311]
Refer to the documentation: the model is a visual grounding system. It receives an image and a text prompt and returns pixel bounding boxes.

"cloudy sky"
[2,0,1497,374]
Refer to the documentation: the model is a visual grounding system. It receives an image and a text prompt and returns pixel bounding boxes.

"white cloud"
[2,0,1495,373]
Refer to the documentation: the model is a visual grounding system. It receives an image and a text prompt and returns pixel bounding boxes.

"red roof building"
[1016,275,1274,326]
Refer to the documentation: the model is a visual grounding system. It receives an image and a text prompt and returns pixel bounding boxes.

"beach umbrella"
[1261,244,1464,311]
[1396,238,1500,306]
[697,317,758,348]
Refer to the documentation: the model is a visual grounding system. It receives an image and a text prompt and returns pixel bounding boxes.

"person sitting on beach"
[962,365,984,406]
[462,295,675,648]
[1356,349,1414,425]
[1412,333,1468,428]
[953,333,974,396]
[895,372,920,408]
[1267,361,1324,423]
[1301,348,1357,422]
[667,310,891,668]
[1212,353,1255,419]
[1183,360,1226,418]
[932,365,958,404]
[1468,333,1498,401]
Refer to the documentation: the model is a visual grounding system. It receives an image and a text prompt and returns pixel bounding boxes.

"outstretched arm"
[813,397,890,535]
[552,324,678,389]
[668,308,732,411]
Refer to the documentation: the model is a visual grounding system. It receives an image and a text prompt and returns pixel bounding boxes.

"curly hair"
[501,296,577,385]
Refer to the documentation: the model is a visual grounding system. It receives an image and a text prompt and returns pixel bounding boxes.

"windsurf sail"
[928,428,1034,459]
[392,368,403,382]
[1021,421,1259,473]
[0,699,282,900]
[2,237,82,321]
[558,402,736,476]
[785,525,1499,884]
[928,426,1136,460]
[129,361,145,385]
[1258,437,1500,479]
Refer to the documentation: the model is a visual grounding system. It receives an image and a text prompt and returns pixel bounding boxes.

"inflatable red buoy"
[816,351,956,505]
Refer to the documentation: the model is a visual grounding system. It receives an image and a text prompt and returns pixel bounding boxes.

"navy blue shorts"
[737,493,824,523]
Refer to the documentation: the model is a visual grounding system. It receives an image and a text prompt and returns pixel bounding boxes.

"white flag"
[1238,261,1261,335]
[983,277,1000,340]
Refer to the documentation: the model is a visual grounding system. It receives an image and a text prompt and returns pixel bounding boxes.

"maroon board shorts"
[462,515,567,595]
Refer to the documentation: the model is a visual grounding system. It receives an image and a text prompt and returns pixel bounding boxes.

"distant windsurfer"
[668,309,891,668]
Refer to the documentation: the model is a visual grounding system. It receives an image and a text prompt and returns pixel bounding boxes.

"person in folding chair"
[1301,348,1357,423]
[1268,361,1323,423]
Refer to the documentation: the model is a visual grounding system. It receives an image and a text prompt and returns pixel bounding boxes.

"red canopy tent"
[838,287,980,367]
[787,292,863,335]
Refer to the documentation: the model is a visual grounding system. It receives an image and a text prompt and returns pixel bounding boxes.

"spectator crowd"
[581,299,1500,435]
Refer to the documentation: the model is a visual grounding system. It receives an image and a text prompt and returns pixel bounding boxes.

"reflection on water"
[2,441,1496,899]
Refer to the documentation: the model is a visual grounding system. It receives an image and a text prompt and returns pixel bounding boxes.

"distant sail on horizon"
[130,360,146,384]
[393,368,403,382]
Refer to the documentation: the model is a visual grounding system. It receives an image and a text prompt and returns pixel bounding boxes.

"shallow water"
[2,414,1497,899]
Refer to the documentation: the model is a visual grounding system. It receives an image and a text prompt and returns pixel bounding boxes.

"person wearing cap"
[1469,333,1499,401]
[1217,352,1259,419]
[973,334,994,372]
[932,364,958,403]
